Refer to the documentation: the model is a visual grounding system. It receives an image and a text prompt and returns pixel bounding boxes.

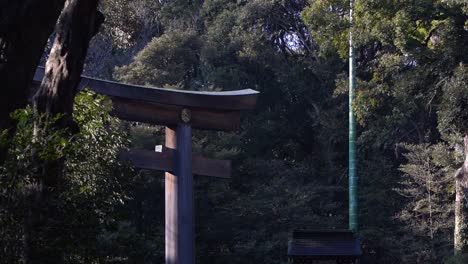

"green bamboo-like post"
[348,0,358,232]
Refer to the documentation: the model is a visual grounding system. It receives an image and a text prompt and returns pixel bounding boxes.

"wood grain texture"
[165,127,178,264]
[164,126,195,264]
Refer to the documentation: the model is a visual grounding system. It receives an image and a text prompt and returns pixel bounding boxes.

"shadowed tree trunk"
[0,0,66,164]
[455,135,468,255]
[24,0,103,262]
[34,0,103,119]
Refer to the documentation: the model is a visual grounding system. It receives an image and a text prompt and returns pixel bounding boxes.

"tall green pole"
[349,0,358,232]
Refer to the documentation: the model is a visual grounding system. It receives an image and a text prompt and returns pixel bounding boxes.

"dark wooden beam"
[175,124,194,264]
[165,127,178,264]
[111,97,240,131]
[165,125,194,264]
[119,148,231,179]
[33,67,259,111]
[119,148,172,172]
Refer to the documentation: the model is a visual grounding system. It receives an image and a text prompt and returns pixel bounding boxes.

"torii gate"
[33,68,259,264]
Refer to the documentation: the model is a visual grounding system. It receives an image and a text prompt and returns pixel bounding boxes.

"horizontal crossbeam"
[119,148,231,179]
[111,97,240,131]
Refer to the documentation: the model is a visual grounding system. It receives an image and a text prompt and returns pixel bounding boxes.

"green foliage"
[301,0,349,58]
[396,143,455,263]
[112,1,348,263]
[302,0,467,263]
[11,106,70,161]
[445,253,468,264]
[0,90,163,263]
[438,64,468,136]
[2,0,466,262]
[115,30,201,88]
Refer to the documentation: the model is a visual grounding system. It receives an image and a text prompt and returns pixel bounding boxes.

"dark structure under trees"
[34,67,259,264]
[287,230,361,264]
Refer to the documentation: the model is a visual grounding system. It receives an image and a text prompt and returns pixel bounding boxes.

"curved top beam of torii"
[33,67,259,111]
[33,68,259,264]
[33,67,259,131]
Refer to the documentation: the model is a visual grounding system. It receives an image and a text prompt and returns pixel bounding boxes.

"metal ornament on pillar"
[181,108,191,123]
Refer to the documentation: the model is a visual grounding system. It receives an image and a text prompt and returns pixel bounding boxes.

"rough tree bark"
[454,135,468,255]
[32,0,104,184]
[32,0,103,187]
[0,0,66,163]
[24,0,104,262]
[33,0,103,118]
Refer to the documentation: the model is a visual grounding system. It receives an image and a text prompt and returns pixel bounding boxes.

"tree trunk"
[32,0,103,188]
[25,0,103,263]
[0,0,66,163]
[34,0,103,119]
[454,134,468,255]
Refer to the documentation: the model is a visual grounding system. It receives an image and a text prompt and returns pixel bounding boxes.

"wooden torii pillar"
[106,87,258,264]
[34,67,259,264]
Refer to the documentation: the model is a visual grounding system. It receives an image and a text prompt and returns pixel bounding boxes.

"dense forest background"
[1,0,468,263]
